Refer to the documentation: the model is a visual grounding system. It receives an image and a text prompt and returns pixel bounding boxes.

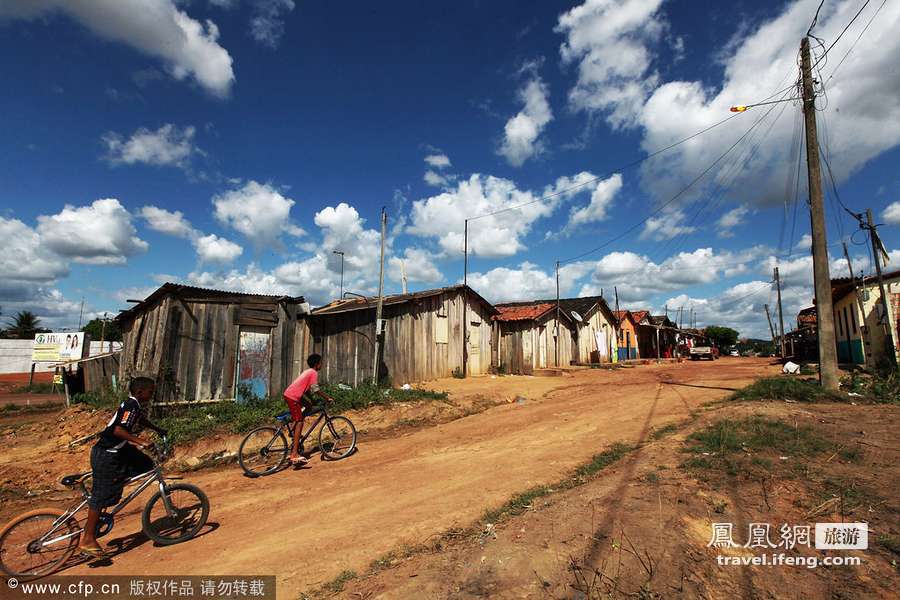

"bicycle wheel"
[318,416,357,460]
[0,508,80,580]
[238,426,288,477]
[141,483,209,546]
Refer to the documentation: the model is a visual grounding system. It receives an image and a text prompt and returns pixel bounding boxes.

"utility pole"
[399,259,408,294]
[463,219,468,286]
[801,36,839,389]
[843,240,870,356]
[333,250,345,300]
[78,298,85,330]
[867,208,896,364]
[774,267,786,358]
[555,260,560,368]
[373,208,387,384]
[765,304,777,348]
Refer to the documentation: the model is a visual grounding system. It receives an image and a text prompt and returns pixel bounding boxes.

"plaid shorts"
[89,444,155,510]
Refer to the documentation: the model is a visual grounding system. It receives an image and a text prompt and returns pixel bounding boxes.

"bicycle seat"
[275,411,292,422]
[60,471,92,487]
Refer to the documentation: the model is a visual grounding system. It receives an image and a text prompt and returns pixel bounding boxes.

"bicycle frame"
[35,467,172,549]
[288,409,330,448]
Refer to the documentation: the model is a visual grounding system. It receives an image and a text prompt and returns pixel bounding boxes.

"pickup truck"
[690,345,719,360]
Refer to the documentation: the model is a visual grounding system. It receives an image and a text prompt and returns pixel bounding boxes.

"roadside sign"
[32,332,86,362]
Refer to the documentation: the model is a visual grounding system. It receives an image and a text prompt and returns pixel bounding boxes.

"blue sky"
[2,0,900,338]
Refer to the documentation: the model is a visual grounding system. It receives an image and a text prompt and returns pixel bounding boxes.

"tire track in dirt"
[49,360,774,597]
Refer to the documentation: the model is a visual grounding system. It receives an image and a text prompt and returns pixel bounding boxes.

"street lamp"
[333,250,345,300]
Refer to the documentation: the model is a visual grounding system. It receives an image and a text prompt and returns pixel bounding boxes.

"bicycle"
[237,404,357,477]
[0,437,209,581]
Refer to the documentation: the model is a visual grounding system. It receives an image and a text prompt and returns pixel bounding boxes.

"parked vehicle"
[729,350,740,357]
[690,344,719,360]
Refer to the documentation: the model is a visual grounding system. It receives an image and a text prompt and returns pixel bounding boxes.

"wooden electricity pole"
[765,304,777,348]
[867,208,896,364]
[774,267,786,358]
[555,261,560,368]
[373,208,387,384]
[801,36,839,389]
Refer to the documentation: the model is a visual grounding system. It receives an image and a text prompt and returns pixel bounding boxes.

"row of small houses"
[784,268,900,368]
[88,282,706,404]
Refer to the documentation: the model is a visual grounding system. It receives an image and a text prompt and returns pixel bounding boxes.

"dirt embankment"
[335,378,899,599]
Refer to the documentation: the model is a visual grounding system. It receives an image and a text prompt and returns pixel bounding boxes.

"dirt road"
[60,359,776,596]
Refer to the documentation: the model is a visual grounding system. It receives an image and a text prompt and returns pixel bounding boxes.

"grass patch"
[12,383,58,394]
[731,377,846,403]
[650,423,679,440]
[0,401,61,414]
[878,534,900,556]
[574,442,635,479]
[842,370,900,404]
[321,570,357,594]
[484,442,637,524]
[819,478,867,514]
[680,416,832,477]
[838,446,863,463]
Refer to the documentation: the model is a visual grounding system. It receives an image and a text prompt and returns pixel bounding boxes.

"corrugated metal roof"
[495,295,616,324]
[311,285,498,316]
[117,283,305,321]
[493,303,556,322]
[629,310,650,323]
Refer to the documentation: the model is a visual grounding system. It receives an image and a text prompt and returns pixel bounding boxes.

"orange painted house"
[614,310,640,360]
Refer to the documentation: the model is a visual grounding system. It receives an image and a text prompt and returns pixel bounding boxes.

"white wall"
[0,340,123,374]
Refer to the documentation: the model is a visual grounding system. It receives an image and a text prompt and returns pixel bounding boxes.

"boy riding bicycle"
[79,376,167,557]
[283,354,333,466]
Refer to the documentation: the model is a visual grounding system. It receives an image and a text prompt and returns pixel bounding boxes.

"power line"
[466,112,744,222]
[654,87,796,263]
[811,0,874,70]
[560,89,793,264]
[825,0,888,83]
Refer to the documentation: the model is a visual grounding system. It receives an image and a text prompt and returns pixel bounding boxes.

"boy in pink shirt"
[283,353,333,466]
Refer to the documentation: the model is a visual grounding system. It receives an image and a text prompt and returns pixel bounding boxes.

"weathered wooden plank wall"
[120,295,305,404]
[82,353,121,392]
[305,289,495,385]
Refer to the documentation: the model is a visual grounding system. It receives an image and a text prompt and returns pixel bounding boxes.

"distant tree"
[82,318,122,342]
[6,311,42,339]
[704,325,740,348]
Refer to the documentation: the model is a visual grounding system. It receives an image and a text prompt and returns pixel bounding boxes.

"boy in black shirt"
[79,377,166,557]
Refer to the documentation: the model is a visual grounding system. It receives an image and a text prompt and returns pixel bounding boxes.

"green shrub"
[73,388,128,410]
[13,383,58,394]
[157,396,284,444]
[154,383,448,444]
[320,382,448,413]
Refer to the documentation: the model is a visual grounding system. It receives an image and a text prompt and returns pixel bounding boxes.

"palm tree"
[7,311,42,338]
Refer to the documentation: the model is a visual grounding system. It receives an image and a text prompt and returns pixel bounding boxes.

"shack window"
[434,315,449,344]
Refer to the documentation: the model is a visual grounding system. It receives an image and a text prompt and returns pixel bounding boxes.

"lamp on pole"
[332,250,345,300]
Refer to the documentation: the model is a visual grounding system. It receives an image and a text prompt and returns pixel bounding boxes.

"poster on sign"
[31,332,86,362]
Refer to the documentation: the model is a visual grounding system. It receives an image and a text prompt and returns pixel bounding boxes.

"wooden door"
[237,327,271,402]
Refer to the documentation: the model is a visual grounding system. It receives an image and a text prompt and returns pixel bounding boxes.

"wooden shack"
[117,283,308,404]
[302,285,498,385]
[493,303,576,374]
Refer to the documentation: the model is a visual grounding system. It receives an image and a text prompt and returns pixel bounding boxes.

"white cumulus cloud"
[498,76,553,167]
[0,0,235,97]
[103,125,198,169]
[36,199,148,265]
[213,181,304,249]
